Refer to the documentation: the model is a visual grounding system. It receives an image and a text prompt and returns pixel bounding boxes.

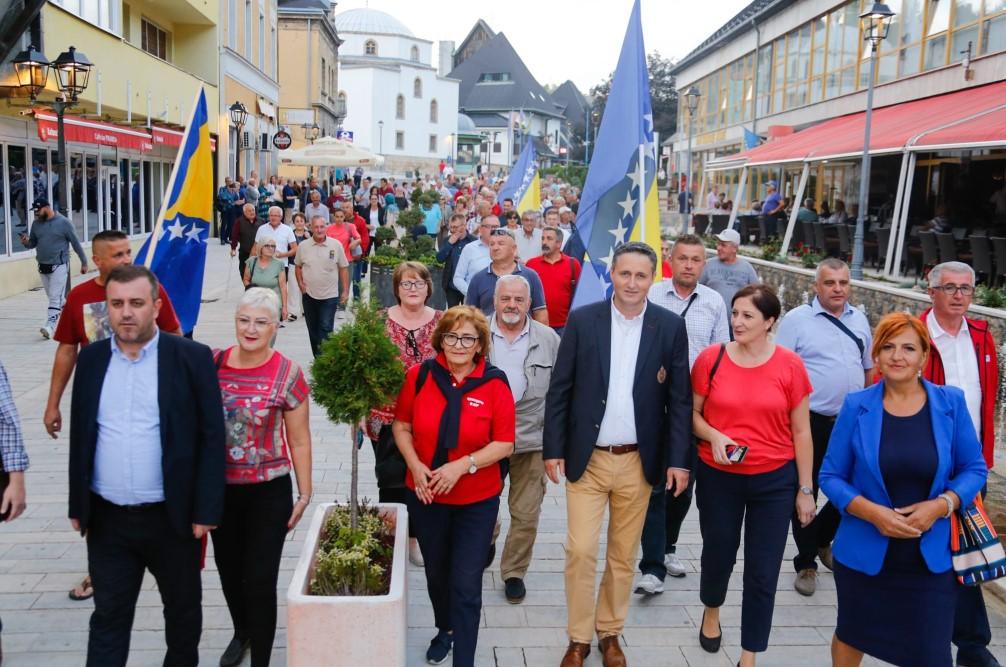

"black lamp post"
[683,85,701,235]
[307,122,320,144]
[851,2,895,279]
[229,101,248,180]
[13,44,93,217]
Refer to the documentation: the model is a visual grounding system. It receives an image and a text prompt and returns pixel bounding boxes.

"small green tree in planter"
[310,301,405,529]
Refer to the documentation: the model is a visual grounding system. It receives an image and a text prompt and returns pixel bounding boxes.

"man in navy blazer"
[68,264,225,667]
[544,242,692,667]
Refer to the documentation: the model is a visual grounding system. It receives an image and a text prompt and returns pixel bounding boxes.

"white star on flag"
[599,248,615,270]
[166,219,185,240]
[185,223,205,243]
[609,219,628,245]
[626,165,644,193]
[617,191,636,219]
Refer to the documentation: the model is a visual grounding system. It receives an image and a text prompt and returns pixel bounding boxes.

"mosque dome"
[334,8,414,38]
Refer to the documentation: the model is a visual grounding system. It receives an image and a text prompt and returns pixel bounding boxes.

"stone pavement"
[1,243,1005,667]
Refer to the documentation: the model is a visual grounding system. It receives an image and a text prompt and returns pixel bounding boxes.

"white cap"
[715,228,741,246]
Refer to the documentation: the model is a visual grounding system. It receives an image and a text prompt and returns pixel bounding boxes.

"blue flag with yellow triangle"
[135,88,213,334]
[497,141,540,214]
[571,0,660,307]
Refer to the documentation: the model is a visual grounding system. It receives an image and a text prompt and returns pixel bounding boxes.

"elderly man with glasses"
[920,261,1001,667]
[453,215,500,298]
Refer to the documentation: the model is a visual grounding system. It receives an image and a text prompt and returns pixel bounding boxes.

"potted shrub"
[287,302,408,667]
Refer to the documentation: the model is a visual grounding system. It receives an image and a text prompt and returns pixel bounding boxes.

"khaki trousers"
[497,451,547,580]
[565,449,650,643]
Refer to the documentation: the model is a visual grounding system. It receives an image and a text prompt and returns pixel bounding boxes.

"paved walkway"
[1,243,1005,666]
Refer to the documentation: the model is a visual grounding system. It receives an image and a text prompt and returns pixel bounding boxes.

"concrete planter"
[287,502,408,667]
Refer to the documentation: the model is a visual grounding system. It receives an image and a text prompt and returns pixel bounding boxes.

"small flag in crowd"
[744,128,762,150]
[135,87,213,334]
[497,141,541,215]
[571,0,661,307]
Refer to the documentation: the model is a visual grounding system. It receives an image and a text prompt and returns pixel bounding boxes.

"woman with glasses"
[243,238,288,325]
[367,261,443,567]
[393,305,515,666]
[213,288,312,667]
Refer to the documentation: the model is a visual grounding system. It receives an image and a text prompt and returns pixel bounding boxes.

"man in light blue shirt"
[452,214,498,296]
[775,257,873,597]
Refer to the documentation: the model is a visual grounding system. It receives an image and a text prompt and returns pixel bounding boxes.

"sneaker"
[818,545,834,571]
[794,568,817,596]
[425,630,452,665]
[504,577,526,604]
[408,537,424,567]
[634,573,664,595]
[664,552,687,578]
[40,325,52,340]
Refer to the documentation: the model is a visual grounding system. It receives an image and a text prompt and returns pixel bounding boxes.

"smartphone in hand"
[725,444,748,464]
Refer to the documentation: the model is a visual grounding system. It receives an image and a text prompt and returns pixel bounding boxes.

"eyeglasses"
[442,332,479,349]
[399,280,427,291]
[934,283,975,296]
[236,316,276,330]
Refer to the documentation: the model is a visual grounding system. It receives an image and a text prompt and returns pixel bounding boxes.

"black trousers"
[86,494,202,667]
[371,425,415,535]
[791,411,842,571]
[408,493,499,667]
[211,475,292,667]
[445,286,465,308]
[237,252,249,282]
[697,460,796,653]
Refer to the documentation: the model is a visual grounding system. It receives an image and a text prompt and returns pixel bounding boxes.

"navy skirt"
[834,559,957,667]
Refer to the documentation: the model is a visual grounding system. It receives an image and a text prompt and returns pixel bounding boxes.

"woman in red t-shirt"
[690,284,815,667]
[392,306,514,667]
[212,287,312,667]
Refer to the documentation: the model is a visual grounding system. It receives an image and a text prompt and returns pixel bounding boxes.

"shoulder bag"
[951,495,1006,585]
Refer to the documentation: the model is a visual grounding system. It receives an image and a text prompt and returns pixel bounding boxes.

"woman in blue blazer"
[819,312,987,667]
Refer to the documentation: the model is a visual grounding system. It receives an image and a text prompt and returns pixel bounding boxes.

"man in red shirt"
[526,226,581,336]
[44,229,182,602]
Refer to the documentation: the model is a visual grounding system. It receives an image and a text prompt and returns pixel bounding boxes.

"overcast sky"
[334,0,752,93]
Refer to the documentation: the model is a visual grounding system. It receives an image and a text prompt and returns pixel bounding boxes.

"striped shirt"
[0,361,27,472]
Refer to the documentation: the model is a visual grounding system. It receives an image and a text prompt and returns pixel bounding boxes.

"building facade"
[219,0,280,183]
[0,0,219,297]
[334,8,459,176]
[276,0,345,180]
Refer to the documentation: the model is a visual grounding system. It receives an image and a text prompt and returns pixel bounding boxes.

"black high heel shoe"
[699,608,722,653]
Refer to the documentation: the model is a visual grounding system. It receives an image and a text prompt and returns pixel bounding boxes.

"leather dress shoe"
[559,641,590,667]
[699,609,722,653]
[598,635,626,667]
[219,636,250,667]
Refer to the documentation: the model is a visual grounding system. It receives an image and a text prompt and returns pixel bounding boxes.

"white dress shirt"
[928,315,983,433]
[92,331,164,505]
[254,222,297,256]
[596,301,646,446]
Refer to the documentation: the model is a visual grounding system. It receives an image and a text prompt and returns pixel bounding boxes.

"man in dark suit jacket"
[544,242,692,667]
[436,212,477,307]
[68,264,225,667]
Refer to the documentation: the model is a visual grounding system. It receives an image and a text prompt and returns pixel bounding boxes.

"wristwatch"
[799,486,814,496]
[467,455,478,475]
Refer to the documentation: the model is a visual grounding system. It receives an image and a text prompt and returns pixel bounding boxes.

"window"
[396,94,405,119]
[141,18,169,61]
[410,45,420,62]
[321,58,327,94]
[365,39,378,55]
[430,99,438,123]
[271,26,277,78]
[477,72,512,83]
[51,0,120,33]
[228,0,237,48]
[413,77,422,98]
[395,131,405,150]
[259,13,265,69]
[429,135,438,152]
[245,0,252,60]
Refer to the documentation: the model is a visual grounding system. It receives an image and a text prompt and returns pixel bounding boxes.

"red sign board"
[273,130,292,150]
[35,110,153,152]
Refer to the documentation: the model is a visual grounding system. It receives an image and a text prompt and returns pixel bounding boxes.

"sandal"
[68,575,94,601]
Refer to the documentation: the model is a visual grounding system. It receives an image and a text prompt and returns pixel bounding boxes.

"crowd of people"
[0,163,1002,667]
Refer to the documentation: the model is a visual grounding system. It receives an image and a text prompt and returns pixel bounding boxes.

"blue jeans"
[302,294,338,357]
[408,493,499,667]
[639,476,695,579]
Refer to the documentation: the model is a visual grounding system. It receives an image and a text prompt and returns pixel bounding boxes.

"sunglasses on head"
[490,229,513,238]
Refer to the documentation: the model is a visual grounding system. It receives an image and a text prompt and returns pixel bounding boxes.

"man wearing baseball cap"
[699,228,759,314]
[19,198,88,339]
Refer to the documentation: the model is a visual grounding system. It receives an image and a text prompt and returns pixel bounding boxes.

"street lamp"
[377,120,384,153]
[586,110,600,165]
[851,2,895,279]
[13,44,93,217]
[229,101,248,180]
[309,123,320,143]
[683,85,701,235]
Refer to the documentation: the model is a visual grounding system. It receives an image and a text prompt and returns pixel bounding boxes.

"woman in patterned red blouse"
[367,261,443,567]
[212,287,313,667]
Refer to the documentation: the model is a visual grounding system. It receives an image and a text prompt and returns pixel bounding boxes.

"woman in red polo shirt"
[393,305,515,667]
[690,284,815,667]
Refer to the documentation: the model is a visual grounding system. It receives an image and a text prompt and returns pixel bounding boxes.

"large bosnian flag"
[571,0,661,307]
[135,88,213,334]
[497,141,541,214]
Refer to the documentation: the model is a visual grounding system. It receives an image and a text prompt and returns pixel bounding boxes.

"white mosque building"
[334,8,460,176]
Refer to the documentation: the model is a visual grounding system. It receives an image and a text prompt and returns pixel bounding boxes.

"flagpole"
[144,86,205,268]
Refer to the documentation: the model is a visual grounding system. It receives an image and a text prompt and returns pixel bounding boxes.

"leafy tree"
[589,51,677,139]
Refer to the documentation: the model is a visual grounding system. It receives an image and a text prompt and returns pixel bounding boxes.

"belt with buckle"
[594,444,639,455]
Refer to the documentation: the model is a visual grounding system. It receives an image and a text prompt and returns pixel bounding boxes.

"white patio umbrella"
[278,136,385,168]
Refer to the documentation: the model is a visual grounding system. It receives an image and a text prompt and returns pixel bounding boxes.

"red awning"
[713,80,1006,167]
[35,110,154,152]
[152,126,184,148]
